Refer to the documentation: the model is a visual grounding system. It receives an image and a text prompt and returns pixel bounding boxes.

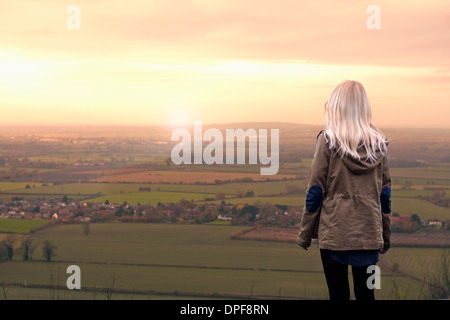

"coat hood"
[340,144,388,175]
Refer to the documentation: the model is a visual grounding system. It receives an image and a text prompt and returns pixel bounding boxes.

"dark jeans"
[320,249,375,300]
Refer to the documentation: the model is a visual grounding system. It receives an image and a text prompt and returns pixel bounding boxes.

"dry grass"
[234,226,450,247]
[90,170,297,184]
[233,226,299,243]
[75,168,147,175]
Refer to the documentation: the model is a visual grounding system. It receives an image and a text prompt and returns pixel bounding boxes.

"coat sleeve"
[297,132,329,248]
[380,155,392,250]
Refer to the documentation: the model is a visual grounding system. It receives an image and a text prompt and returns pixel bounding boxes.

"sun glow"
[0,53,46,84]
[168,108,192,128]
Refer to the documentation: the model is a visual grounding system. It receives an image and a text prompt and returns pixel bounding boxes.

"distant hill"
[0,123,449,164]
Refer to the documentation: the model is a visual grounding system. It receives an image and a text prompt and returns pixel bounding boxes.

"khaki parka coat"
[297,131,392,251]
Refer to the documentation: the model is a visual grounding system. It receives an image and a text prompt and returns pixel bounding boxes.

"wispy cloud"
[2,0,449,66]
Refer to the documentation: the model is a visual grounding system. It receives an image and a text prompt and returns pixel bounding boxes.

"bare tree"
[42,240,57,262]
[4,235,17,261]
[82,221,90,236]
[22,237,38,261]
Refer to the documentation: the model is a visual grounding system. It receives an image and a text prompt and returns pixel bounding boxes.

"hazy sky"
[0,0,449,128]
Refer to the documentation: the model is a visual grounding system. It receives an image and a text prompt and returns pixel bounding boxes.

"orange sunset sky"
[0,0,449,128]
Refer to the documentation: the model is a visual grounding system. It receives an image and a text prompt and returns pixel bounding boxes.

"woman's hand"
[379,244,390,254]
[297,234,311,251]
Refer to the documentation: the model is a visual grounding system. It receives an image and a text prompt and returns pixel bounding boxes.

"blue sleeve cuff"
[380,186,391,214]
[306,184,323,212]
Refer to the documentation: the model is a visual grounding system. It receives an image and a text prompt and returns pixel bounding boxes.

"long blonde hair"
[324,80,388,162]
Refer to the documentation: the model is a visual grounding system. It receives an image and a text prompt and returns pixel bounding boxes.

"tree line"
[0,235,57,263]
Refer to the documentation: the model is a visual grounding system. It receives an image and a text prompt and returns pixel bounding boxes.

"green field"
[88,190,216,205]
[0,223,446,300]
[391,198,450,221]
[0,182,45,192]
[5,180,304,198]
[0,219,48,234]
[390,166,450,182]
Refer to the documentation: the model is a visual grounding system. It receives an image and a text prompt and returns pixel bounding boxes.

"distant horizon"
[0,121,449,131]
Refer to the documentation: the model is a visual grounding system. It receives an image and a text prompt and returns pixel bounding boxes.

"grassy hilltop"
[1,223,447,300]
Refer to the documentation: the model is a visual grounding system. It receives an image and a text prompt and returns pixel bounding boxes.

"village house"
[57,208,71,217]
[217,214,232,221]
[390,214,410,225]
[74,216,91,223]
[427,219,443,228]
